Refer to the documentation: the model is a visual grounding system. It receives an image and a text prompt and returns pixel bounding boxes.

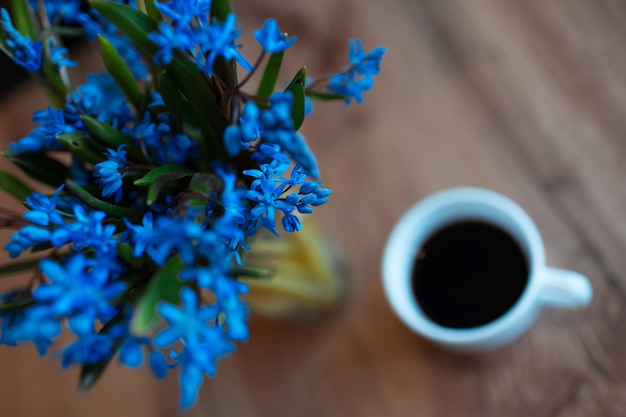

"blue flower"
[35,254,126,320]
[51,205,117,253]
[253,18,296,53]
[125,213,204,266]
[9,107,70,153]
[244,167,299,236]
[252,143,291,165]
[48,39,77,69]
[149,22,194,65]
[153,287,238,408]
[195,13,252,75]
[108,308,151,368]
[282,213,301,233]
[125,111,198,165]
[154,288,220,350]
[23,186,65,226]
[154,0,211,27]
[348,39,386,77]
[258,92,320,178]
[328,39,386,105]
[76,12,149,80]
[0,8,42,72]
[149,350,169,379]
[0,306,61,355]
[222,102,260,157]
[30,0,82,25]
[329,71,374,104]
[93,145,128,203]
[64,73,133,129]
[4,226,52,259]
[62,328,114,368]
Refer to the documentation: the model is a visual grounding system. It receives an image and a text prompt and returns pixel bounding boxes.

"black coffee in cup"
[411,221,529,329]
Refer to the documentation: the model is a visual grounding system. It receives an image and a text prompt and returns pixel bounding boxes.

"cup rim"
[381,187,545,345]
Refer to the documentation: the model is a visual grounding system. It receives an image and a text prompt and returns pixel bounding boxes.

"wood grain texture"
[1,0,626,415]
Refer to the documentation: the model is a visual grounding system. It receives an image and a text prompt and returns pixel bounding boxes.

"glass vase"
[241,219,346,319]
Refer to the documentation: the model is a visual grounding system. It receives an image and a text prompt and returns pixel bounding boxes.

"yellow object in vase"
[241,219,346,319]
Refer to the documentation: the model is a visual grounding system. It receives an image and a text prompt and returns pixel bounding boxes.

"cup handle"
[538,267,593,308]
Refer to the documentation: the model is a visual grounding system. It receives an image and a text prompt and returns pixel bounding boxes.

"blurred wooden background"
[3,0,626,415]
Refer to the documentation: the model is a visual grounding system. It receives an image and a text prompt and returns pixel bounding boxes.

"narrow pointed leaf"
[0,297,34,311]
[188,172,219,195]
[46,26,84,37]
[57,132,105,164]
[156,71,214,162]
[90,1,159,58]
[78,342,119,392]
[131,256,185,335]
[0,169,33,201]
[257,51,284,98]
[90,2,227,159]
[0,259,40,276]
[79,311,127,392]
[233,266,273,279]
[137,0,162,22]
[118,243,143,268]
[157,71,183,131]
[146,172,192,205]
[65,179,143,222]
[3,151,70,188]
[285,67,306,130]
[0,22,8,52]
[81,116,146,162]
[210,0,232,22]
[305,91,345,101]
[98,35,142,110]
[10,0,37,40]
[133,165,191,187]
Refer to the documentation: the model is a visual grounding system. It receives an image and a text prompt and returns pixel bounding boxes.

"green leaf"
[38,61,68,107]
[0,259,40,276]
[65,179,143,222]
[56,132,105,165]
[305,91,345,101]
[10,0,37,40]
[0,22,8,54]
[133,165,192,187]
[147,172,192,205]
[78,344,119,392]
[137,0,162,22]
[3,151,70,188]
[210,0,233,22]
[117,243,143,268]
[81,116,146,162]
[90,1,159,58]
[233,266,273,279]
[188,172,219,195]
[257,51,284,98]
[0,169,33,201]
[157,71,183,131]
[0,295,34,312]
[285,67,307,130]
[44,26,84,37]
[98,35,142,110]
[90,2,227,160]
[156,71,216,163]
[132,256,185,335]
[79,311,126,392]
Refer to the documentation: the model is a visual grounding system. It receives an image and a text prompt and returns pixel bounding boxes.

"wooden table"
[1,0,626,415]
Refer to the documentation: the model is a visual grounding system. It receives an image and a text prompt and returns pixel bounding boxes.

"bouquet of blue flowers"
[0,0,384,408]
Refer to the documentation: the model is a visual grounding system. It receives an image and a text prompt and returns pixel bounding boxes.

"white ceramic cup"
[382,187,592,352]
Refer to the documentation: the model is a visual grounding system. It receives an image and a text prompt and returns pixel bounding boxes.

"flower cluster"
[0,0,385,409]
